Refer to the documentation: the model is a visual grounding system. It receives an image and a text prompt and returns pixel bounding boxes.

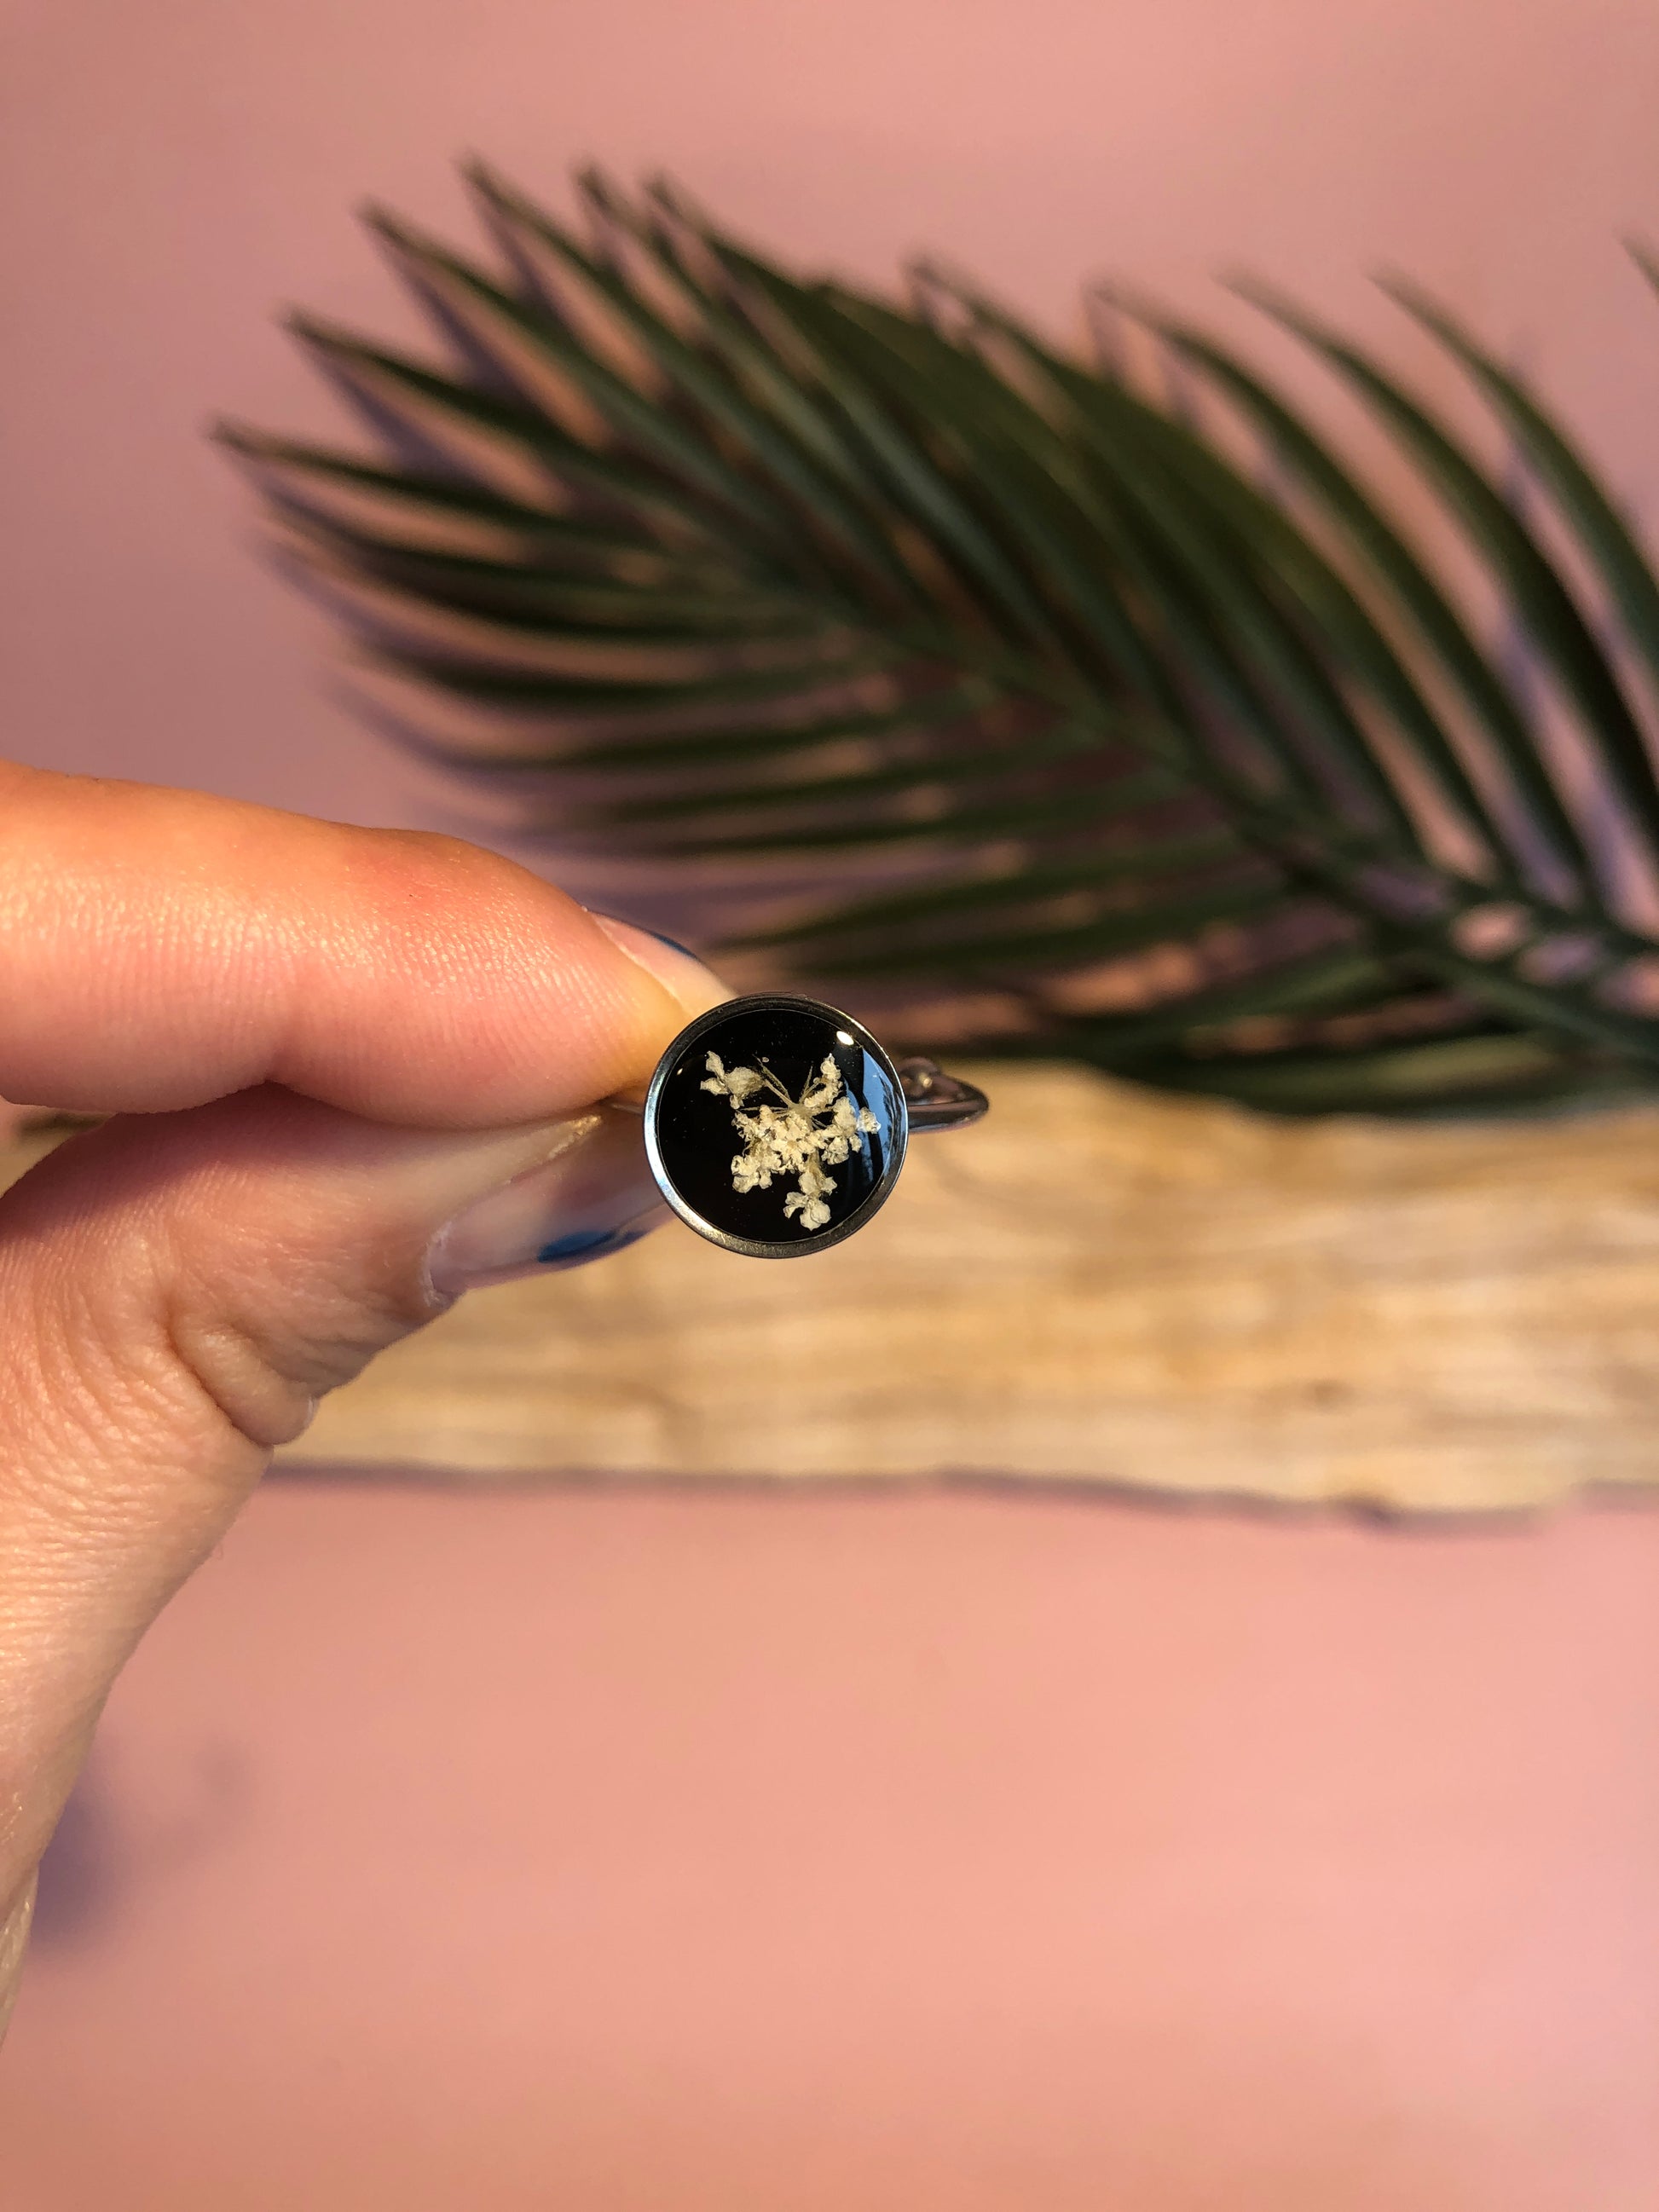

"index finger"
[0,761,702,1125]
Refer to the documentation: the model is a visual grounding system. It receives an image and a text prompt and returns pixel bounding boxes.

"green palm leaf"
[218,167,1659,1112]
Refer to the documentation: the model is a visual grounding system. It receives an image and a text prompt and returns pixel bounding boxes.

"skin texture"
[0,760,725,2035]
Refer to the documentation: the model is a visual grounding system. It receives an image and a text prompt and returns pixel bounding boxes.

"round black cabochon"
[648,1002,905,1251]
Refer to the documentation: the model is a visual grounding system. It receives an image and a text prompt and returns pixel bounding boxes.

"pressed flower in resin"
[701,1052,880,1232]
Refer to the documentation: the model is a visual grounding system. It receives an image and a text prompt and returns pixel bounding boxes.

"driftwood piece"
[5,1073,1655,1510]
[254,1066,1657,1512]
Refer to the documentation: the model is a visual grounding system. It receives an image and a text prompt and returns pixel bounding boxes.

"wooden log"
[7,1073,1656,1510]
[238,1066,1659,1511]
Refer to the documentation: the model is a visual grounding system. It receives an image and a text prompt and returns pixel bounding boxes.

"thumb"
[0,985,725,2021]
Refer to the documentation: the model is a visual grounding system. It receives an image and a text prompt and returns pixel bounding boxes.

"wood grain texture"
[6,1075,1656,1509]
[253,1066,1659,1511]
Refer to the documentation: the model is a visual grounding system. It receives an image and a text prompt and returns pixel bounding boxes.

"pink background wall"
[7,1486,1659,2210]
[7,4,1659,2204]
[8,0,1659,827]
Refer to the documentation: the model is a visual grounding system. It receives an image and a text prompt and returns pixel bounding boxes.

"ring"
[644,994,989,1259]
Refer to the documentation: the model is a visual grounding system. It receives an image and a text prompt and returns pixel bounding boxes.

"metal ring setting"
[644,995,987,1260]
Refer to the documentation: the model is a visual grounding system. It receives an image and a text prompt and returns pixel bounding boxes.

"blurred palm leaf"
[219,166,1659,1113]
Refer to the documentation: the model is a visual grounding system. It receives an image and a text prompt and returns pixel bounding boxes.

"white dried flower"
[701,1048,878,1233]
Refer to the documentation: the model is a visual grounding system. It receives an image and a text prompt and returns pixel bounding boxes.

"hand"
[0,761,728,2033]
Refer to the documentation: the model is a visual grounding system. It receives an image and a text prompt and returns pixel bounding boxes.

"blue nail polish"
[534,1222,650,1268]
[535,1227,617,1262]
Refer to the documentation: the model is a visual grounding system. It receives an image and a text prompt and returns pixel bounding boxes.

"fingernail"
[588,912,735,1019]
[427,1105,669,1294]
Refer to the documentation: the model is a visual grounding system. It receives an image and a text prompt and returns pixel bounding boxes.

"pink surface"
[7,1,1659,824]
[5,1481,1659,2209]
